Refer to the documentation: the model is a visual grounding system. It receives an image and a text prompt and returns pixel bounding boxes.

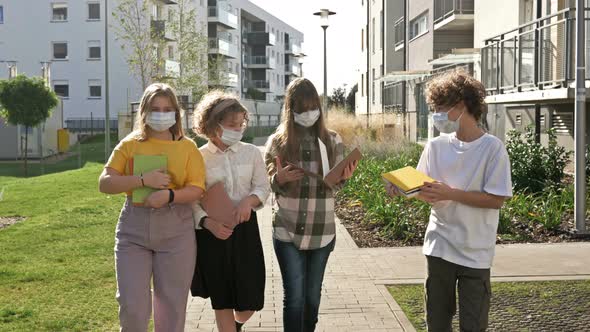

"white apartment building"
[0,0,303,126]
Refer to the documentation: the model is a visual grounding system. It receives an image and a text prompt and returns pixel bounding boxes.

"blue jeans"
[273,238,335,332]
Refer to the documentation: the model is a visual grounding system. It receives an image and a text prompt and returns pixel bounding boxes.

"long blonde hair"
[132,83,184,141]
[270,78,335,168]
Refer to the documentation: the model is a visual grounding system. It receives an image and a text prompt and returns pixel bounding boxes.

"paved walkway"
[185,200,590,332]
[185,145,590,331]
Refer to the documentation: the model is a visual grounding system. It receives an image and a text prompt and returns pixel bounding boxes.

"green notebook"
[132,155,168,205]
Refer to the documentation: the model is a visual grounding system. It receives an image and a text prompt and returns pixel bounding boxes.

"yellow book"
[382,166,434,197]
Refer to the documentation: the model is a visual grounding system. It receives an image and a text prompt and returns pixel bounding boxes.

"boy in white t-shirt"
[386,71,512,331]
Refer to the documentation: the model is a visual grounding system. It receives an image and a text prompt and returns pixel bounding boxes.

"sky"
[249,0,361,96]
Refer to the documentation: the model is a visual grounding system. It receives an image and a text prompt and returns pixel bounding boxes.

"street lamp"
[104,0,111,162]
[313,9,335,115]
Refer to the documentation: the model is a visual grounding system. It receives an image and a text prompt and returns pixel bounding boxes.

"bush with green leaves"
[506,126,572,193]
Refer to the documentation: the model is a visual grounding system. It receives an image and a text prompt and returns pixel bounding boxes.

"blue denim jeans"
[273,237,336,332]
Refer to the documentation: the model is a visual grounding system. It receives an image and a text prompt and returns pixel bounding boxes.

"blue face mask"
[432,111,463,134]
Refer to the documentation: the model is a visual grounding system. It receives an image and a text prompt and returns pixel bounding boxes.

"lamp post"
[298,52,307,77]
[313,9,335,115]
[104,0,111,162]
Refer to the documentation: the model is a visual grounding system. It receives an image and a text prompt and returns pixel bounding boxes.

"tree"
[346,84,358,114]
[246,88,265,101]
[112,0,170,91]
[168,0,217,101]
[328,86,347,109]
[0,75,58,176]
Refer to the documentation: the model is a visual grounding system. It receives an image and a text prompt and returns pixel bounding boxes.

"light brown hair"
[132,83,184,141]
[426,70,486,121]
[269,78,335,168]
[193,90,249,139]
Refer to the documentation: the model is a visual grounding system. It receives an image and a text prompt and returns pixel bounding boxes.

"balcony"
[244,55,276,69]
[151,20,175,41]
[244,32,276,46]
[157,59,179,79]
[210,72,239,88]
[208,38,238,59]
[481,8,586,104]
[433,0,474,31]
[285,63,300,76]
[244,79,270,92]
[285,43,301,55]
[208,6,238,30]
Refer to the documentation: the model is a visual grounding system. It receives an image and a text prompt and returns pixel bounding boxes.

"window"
[372,81,375,104]
[88,2,100,20]
[51,3,68,21]
[0,6,4,24]
[372,18,375,53]
[361,28,364,51]
[394,17,405,49]
[200,0,204,6]
[168,9,174,22]
[52,42,68,60]
[361,74,364,97]
[515,113,522,126]
[53,81,69,98]
[88,41,101,59]
[168,45,174,60]
[410,12,428,40]
[89,80,102,98]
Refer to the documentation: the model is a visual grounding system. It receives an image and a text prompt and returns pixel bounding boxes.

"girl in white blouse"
[191,91,270,332]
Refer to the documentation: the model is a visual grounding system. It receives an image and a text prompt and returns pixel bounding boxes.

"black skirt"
[191,211,266,311]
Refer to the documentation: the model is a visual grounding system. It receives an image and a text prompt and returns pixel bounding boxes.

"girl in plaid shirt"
[265,78,358,332]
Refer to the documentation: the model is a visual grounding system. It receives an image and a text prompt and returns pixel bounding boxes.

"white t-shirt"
[416,132,513,269]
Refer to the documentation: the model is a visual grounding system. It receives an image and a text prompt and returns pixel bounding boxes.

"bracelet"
[140,173,145,187]
[168,189,175,203]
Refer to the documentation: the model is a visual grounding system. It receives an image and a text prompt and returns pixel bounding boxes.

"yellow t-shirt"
[105,136,206,196]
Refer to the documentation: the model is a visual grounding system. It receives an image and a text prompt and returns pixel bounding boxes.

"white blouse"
[193,141,270,228]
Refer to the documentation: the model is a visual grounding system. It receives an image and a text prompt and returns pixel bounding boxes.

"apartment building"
[357,0,476,142]
[479,0,590,151]
[0,0,303,124]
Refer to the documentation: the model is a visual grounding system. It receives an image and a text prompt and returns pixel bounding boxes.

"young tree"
[167,0,219,101]
[112,0,168,91]
[346,84,358,114]
[328,86,347,109]
[0,75,58,176]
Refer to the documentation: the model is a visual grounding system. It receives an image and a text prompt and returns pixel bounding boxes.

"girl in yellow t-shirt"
[99,83,205,332]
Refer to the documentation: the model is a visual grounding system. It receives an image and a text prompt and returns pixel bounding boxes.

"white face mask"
[432,111,464,134]
[294,109,321,127]
[146,111,176,132]
[219,125,244,146]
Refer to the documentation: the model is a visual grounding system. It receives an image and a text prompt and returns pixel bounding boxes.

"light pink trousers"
[114,199,196,332]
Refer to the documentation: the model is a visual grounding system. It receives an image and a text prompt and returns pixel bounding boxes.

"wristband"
[168,189,175,203]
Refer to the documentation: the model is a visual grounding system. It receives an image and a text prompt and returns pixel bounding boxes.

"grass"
[0,135,124,331]
[388,280,590,332]
[0,134,116,179]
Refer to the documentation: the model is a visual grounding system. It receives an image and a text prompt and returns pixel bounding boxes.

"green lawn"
[388,280,590,332]
[0,134,114,179]
[0,136,123,331]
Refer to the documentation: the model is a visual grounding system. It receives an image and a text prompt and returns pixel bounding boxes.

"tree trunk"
[24,126,29,177]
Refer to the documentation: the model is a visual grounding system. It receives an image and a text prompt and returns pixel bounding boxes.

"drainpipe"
[574,0,587,233]
[534,0,542,143]
[366,0,370,128]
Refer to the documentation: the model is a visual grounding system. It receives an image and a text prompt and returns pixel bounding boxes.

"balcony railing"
[245,32,276,46]
[434,0,474,24]
[244,55,276,69]
[151,20,175,41]
[207,5,238,29]
[208,37,238,58]
[481,8,584,95]
[285,43,301,54]
[285,63,299,75]
[245,80,270,90]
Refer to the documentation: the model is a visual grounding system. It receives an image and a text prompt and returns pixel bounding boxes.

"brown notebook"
[287,147,362,189]
[200,182,238,229]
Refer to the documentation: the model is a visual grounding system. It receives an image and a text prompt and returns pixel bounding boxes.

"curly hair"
[425,70,486,121]
[193,90,249,139]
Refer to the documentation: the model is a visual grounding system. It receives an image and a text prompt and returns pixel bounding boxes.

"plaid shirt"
[264,129,345,250]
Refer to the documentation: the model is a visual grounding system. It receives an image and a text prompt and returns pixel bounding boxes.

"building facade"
[0,0,303,127]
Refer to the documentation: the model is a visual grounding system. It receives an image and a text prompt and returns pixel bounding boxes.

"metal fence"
[65,118,118,134]
[481,7,583,94]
